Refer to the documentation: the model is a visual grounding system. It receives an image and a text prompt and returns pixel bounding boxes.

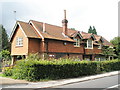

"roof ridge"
[29,20,78,32]
[93,34,102,37]
[17,20,28,24]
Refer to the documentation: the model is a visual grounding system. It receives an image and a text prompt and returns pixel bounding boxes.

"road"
[53,74,120,89]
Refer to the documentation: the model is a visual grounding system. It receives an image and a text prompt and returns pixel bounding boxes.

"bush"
[0,50,11,68]
[11,59,98,81]
[4,58,120,81]
[3,66,13,76]
[0,50,11,61]
[27,53,41,61]
[12,59,38,81]
[100,59,120,72]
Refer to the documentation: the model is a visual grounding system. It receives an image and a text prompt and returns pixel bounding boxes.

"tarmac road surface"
[53,74,120,89]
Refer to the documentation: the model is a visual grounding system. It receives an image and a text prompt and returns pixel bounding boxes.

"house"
[10,10,113,64]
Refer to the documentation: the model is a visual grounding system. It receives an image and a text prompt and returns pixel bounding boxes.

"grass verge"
[0,73,3,77]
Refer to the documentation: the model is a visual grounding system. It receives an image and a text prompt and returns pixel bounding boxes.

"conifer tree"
[92,26,97,35]
[88,26,92,33]
[0,25,10,51]
[88,26,97,35]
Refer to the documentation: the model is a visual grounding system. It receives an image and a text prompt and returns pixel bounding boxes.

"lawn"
[0,73,3,77]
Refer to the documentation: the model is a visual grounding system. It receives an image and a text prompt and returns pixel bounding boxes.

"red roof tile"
[102,37,114,46]
[80,32,95,39]
[30,20,75,42]
[10,20,113,47]
[18,21,41,38]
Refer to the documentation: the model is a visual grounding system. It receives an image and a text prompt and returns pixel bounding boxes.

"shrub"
[12,59,39,81]
[0,50,11,68]
[100,59,120,72]
[4,57,120,81]
[3,66,13,76]
[0,50,11,61]
[11,59,98,81]
[27,53,42,61]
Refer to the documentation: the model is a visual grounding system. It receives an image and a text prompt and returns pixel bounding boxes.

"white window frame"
[16,37,23,46]
[86,39,93,49]
[73,38,80,47]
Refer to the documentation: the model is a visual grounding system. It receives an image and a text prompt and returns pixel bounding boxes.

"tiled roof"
[80,32,95,40]
[18,21,41,38]
[93,34,113,46]
[29,20,75,42]
[10,20,113,47]
[80,32,113,46]
[80,32,92,39]
[102,37,114,46]
[93,34,102,41]
[9,21,42,41]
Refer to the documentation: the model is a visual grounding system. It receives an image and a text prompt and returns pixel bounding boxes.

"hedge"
[3,59,120,81]
[99,60,120,72]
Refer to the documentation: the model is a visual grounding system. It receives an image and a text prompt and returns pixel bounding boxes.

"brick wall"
[11,26,28,55]
[28,38,40,54]
[85,46,102,54]
[47,39,84,54]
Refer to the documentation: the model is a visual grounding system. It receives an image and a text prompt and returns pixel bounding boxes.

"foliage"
[92,26,97,35]
[3,56,119,81]
[110,37,120,59]
[3,66,13,76]
[11,59,98,81]
[88,26,92,33]
[0,25,10,51]
[102,46,116,60]
[99,59,120,72]
[88,26,97,35]
[70,28,76,30]
[0,50,11,68]
[0,50,11,61]
[27,53,42,61]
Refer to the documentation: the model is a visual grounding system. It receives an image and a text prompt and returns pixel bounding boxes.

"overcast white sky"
[0,0,119,41]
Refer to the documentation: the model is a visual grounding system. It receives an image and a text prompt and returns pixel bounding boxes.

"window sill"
[74,46,80,47]
[85,48,93,49]
[16,45,23,47]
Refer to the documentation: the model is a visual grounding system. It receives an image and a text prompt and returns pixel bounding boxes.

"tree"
[102,46,116,60]
[88,26,97,35]
[70,28,75,30]
[0,50,11,61]
[92,26,97,35]
[0,25,10,51]
[88,26,92,33]
[110,37,120,59]
[0,49,11,66]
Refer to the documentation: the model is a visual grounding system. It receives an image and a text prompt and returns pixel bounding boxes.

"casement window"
[86,39,93,49]
[16,37,23,46]
[73,38,80,47]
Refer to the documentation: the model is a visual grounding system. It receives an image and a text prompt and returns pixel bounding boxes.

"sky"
[0,0,119,41]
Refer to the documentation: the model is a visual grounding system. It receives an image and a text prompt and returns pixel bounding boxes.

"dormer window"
[86,39,93,49]
[16,37,23,46]
[73,38,80,47]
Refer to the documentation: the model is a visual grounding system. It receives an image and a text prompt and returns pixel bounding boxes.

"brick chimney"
[62,10,68,36]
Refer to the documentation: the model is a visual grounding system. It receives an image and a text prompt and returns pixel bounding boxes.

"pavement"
[0,71,119,89]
